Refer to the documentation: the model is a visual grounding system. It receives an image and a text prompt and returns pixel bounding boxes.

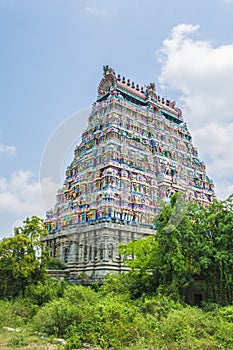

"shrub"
[7,333,29,347]
[25,279,67,306]
[156,306,220,348]
[0,299,36,328]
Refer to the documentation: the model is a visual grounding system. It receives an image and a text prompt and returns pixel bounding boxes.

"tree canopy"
[0,216,48,298]
[120,193,233,305]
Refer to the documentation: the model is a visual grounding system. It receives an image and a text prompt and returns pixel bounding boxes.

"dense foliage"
[1,282,233,349]
[0,216,49,298]
[120,193,233,305]
[0,195,233,349]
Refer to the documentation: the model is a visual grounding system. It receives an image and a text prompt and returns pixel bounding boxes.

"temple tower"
[44,66,215,277]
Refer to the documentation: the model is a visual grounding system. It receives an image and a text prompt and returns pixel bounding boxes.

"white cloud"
[84,6,108,16]
[0,170,59,215]
[158,24,233,200]
[0,142,16,155]
[0,170,59,238]
[214,182,233,200]
[224,0,233,3]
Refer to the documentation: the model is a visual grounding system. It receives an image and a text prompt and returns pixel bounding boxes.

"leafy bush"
[32,298,82,337]
[7,332,29,346]
[65,332,82,350]
[137,294,183,319]
[2,285,233,349]
[0,299,36,328]
[46,256,67,270]
[25,279,67,306]
[32,285,157,348]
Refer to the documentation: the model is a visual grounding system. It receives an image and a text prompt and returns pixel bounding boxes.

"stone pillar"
[58,243,63,262]
[103,242,107,261]
[69,241,77,263]
[79,244,84,263]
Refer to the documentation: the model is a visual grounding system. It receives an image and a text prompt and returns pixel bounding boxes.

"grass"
[0,330,63,350]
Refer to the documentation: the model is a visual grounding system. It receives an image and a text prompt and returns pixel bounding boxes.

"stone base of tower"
[44,221,154,277]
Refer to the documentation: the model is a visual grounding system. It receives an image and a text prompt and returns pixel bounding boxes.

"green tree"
[0,216,48,298]
[193,195,233,305]
[120,193,196,299]
[120,193,233,305]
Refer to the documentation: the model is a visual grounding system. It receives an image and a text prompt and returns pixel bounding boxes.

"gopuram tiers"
[44,65,215,276]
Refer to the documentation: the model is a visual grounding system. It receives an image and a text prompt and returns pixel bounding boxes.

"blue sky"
[1,0,233,238]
